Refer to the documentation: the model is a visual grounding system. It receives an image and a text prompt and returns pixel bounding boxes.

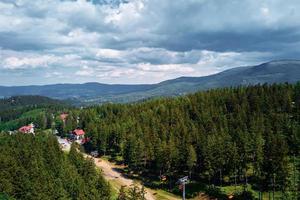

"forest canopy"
[0,133,111,200]
[69,83,300,196]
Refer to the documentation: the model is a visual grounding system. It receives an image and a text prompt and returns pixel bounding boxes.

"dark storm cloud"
[157,28,300,54]
[0,0,299,85]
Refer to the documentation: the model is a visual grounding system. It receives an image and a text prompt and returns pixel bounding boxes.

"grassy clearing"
[152,189,180,200]
[20,109,45,118]
[106,175,181,200]
[0,108,45,130]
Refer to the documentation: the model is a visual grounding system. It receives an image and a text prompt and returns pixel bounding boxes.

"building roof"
[18,124,34,133]
[73,129,85,136]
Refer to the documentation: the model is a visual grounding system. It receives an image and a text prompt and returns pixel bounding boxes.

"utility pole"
[272,174,275,200]
[293,154,297,199]
[183,182,186,200]
[177,176,188,200]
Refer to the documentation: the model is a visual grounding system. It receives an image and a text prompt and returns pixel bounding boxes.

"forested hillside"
[61,83,300,198]
[0,133,111,200]
[0,95,66,112]
[0,96,69,131]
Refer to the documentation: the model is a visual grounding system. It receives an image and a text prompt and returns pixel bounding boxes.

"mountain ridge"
[1,60,300,104]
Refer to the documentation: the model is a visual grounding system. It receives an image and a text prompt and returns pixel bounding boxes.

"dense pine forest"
[58,83,300,198]
[0,132,111,200]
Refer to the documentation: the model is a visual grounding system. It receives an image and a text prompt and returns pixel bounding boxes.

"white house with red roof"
[18,123,35,134]
[72,129,85,140]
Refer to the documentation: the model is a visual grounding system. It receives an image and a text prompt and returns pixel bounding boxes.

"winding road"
[92,156,156,200]
[57,136,178,200]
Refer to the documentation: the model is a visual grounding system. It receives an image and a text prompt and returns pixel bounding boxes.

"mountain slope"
[80,60,300,103]
[152,60,300,94]
[0,60,299,104]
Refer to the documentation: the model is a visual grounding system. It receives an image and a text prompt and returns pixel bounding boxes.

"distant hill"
[0,60,300,104]
[0,83,152,100]
[0,95,67,112]
[0,96,69,130]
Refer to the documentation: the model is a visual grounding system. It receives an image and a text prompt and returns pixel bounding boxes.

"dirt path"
[86,155,156,200]
[57,138,179,200]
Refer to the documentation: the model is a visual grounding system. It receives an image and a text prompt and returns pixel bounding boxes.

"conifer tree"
[187,145,197,179]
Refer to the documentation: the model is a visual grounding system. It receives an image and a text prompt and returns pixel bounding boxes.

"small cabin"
[18,123,35,134]
[72,129,85,140]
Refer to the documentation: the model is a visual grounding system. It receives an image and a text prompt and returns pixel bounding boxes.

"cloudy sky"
[0,0,299,86]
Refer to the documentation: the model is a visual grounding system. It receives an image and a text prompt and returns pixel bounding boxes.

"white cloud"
[261,7,270,17]
[75,65,95,76]
[96,48,123,59]
[45,71,63,78]
[137,63,194,73]
[104,0,145,28]
[3,55,57,69]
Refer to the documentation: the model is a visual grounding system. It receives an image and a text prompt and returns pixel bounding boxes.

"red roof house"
[73,129,85,136]
[19,123,35,134]
[72,129,85,140]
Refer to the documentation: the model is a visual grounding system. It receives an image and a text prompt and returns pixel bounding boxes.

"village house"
[18,123,35,134]
[72,129,85,140]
